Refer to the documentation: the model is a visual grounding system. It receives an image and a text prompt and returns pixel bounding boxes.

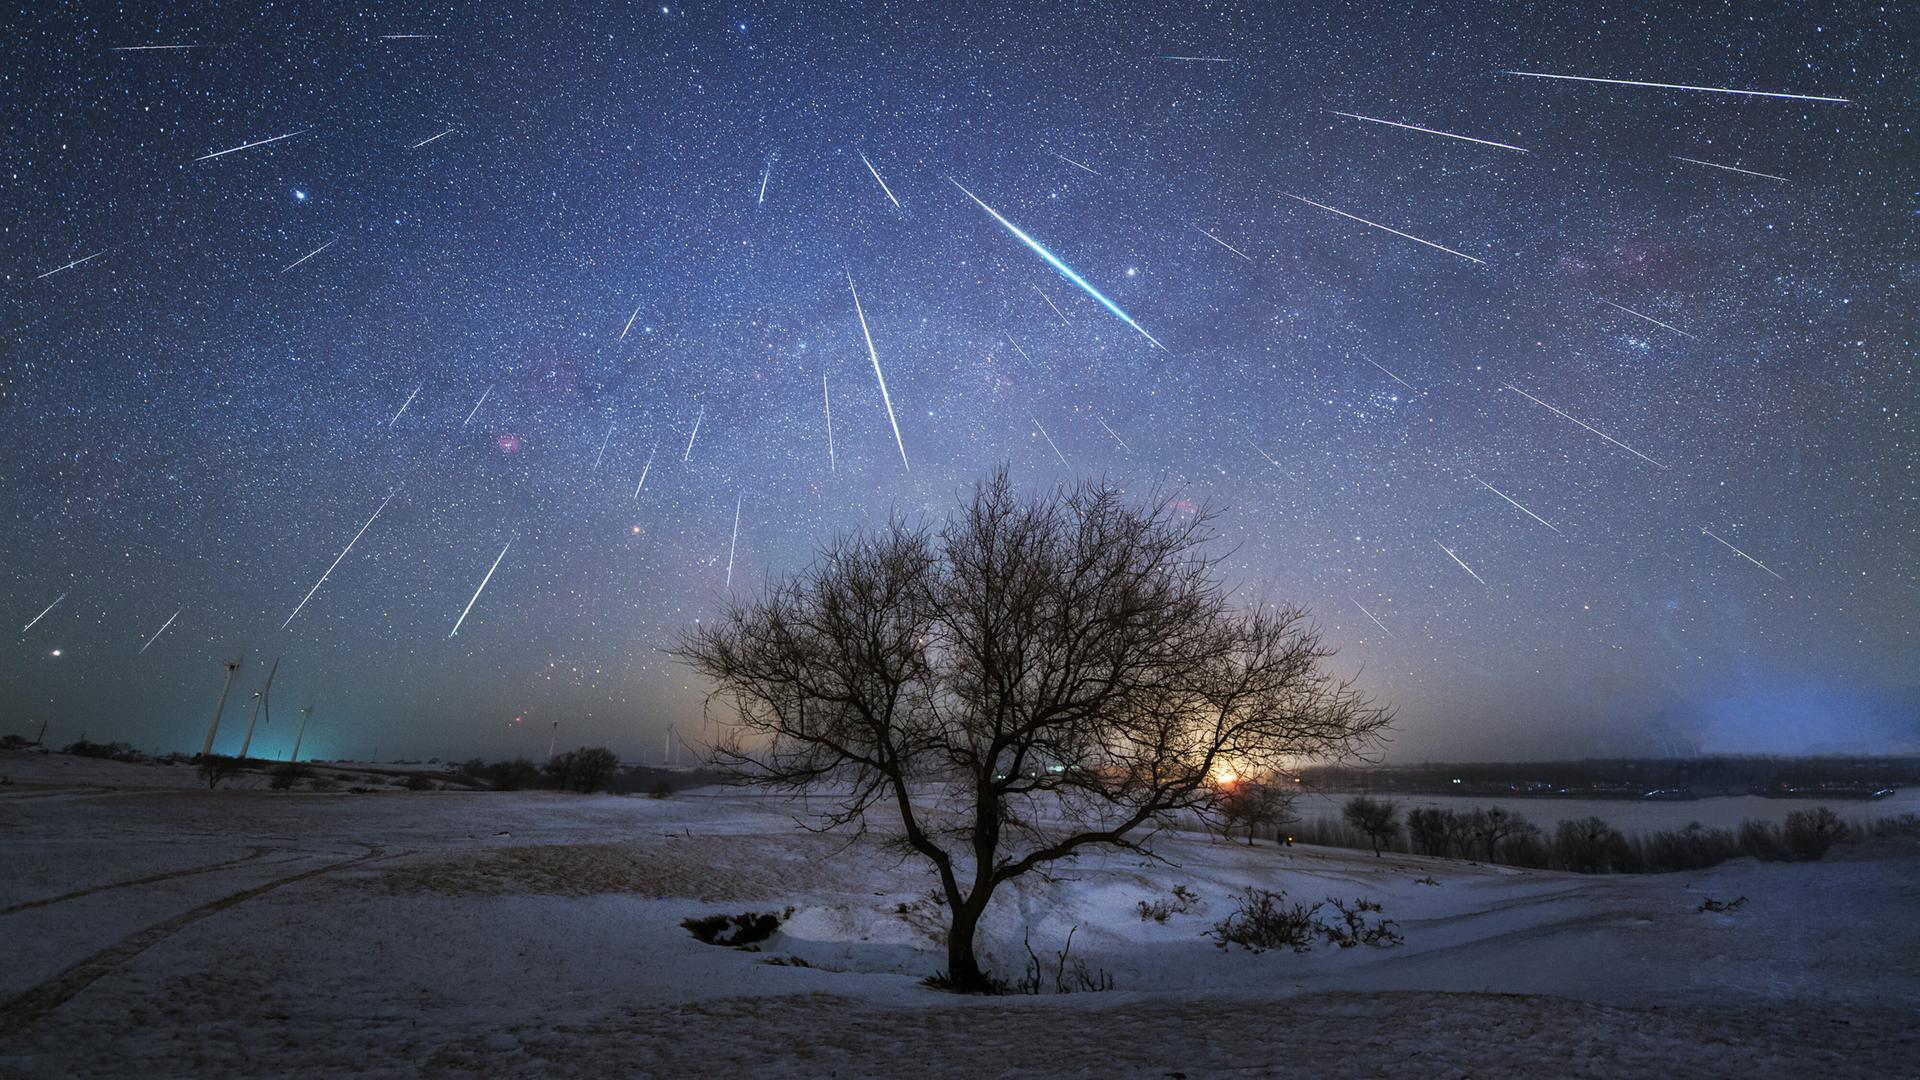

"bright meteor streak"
[37,250,108,280]
[1702,527,1784,580]
[389,384,421,429]
[462,384,492,427]
[23,593,66,633]
[283,491,397,629]
[1194,225,1253,261]
[822,373,836,473]
[1284,193,1486,265]
[684,405,703,461]
[1436,541,1486,585]
[949,178,1166,350]
[281,238,337,273]
[1474,476,1559,533]
[725,493,743,589]
[195,128,311,162]
[1501,70,1850,104]
[1670,156,1790,182]
[450,538,513,637]
[1504,385,1668,469]
[139,608,183,654]
[1330,111,1531,153]
[1032,417,1069,467]
[1597,298,1696,340]
[410,128,455,149]
[859,152,900,207]
[1352,598,1393,638]
[847,271,911,470]
[634,446,657,496]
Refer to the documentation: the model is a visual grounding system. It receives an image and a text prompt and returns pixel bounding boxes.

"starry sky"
[4,2,1915,764]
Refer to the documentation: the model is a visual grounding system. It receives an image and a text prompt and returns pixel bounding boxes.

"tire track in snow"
[0,847,395,1036]
[0,846,278,916]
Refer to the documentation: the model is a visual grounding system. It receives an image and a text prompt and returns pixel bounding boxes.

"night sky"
[4,3,1914,764]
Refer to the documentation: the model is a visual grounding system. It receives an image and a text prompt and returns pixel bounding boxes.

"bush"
[543,747,620,793]
[682,910,786,947]
[1553,817,1631,873]
[268,763,307,791]
[1737,819,1788,861]
[403,774,435,791]
[1136,884,1202,923]
[197,754,241,789]
[1318,897,1403,948]
[1634,822,1738,873]
[64,738,142,762]
[649,781,673,799]
[480,758,539,791]
[1783,806,1846,860]
[1207,888,1323,953]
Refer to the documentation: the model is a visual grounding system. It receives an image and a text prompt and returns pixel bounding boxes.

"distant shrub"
[1737,819,1789,861]
[543,747,620,793]
[269,763,307,791]
[480,758,539,791]
[1634,822,1738,873]
[1341,796,1401,856]
[197,754,241,789]
[1,734,28,750]
[1554,817,1632,874]
[308,778,339,792]
[1318,897,1403,948]
[1136,884,1202,923]
[649,781,673,799]
[65,738,142,762]
[1783,807,1846,860]
[1406,807,1453,857]
[1207,888,1322,953]
[1015,926,1113,995]
[403,774,435,791]
[683,910,786,947]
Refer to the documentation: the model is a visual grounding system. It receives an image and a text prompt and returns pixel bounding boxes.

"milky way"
[4,4,1913,761]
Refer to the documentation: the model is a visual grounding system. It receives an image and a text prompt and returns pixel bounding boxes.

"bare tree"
[1405,807,1451,857]
[1467,805,1537,863]
[675,469,1391,991]
[1342,795,1401,856]
[1218,777,1296,846]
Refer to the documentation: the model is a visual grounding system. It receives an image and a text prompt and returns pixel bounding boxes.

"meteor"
[1670,155,1789,182]
[1034,285,1072,325]
[1363,357,1422,395]
[1249,440,1288,472]
[1006,336,1034,364]
[194,128,311,162]
[590,422,614,472]
[1702,527,1784,580]
[379,34,439,39]
[114,44,198,51]
[282,490,397,629]
[410,128,455,149]
[280,237,337,273]
[1351,598,1393,638]
[1436,541,1486,585]
[450,538,513,637]
[725,493,743,589]
[1501,70,1850,104]
[822,373,836,473]
[634,446,657,496]
[758,159,772,205]
[37,250,108,280]
[847,271,911,470]
[1473,476,1559,533]
[1330,111,1531,153]
[1095,414,1131,452]
[1032,417,1069,467]
[23,593,66,633]
[1597,298,1696,340]
[462,384,492,427]
[619,304,643,340]
[139,608,182,654]
[1163,55,1232,62]
[1194,225,1253,261]
[684,404,704,461]
[389,384,421,429]
[1283,193,1486,265]
[1050,150,1100,176]
[859,152,900,208]
[950,178,1165,349]
[1504,385,1668,468]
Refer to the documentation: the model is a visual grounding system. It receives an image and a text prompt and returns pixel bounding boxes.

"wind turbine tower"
[238,656,281,762]
[200,655,245,758]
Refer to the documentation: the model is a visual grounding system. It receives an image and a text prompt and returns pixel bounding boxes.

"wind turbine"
[238,656,281,762]
[200,655,245,758]
[290,706,315,766]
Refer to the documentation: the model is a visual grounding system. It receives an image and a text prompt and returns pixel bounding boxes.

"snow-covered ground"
[1,751,1915,1077]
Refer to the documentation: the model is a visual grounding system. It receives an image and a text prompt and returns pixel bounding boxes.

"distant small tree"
[1467,805,1536,863]
[1553,816,1628,873]
[197,754,240,789]
[1783,806,1846,860]
[1219,778,1295,845]
[569,747,619,793]
[1342,796,1401,856]
[484,757,539,791]
[1405,807,1451,857]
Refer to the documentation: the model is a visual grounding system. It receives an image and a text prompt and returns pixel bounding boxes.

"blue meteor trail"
[948,178,1165,350]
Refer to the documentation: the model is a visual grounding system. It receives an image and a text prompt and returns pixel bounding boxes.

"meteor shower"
[2,3,1914,1077]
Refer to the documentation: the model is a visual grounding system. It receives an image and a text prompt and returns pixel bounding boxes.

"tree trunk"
[944,901,991,991]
